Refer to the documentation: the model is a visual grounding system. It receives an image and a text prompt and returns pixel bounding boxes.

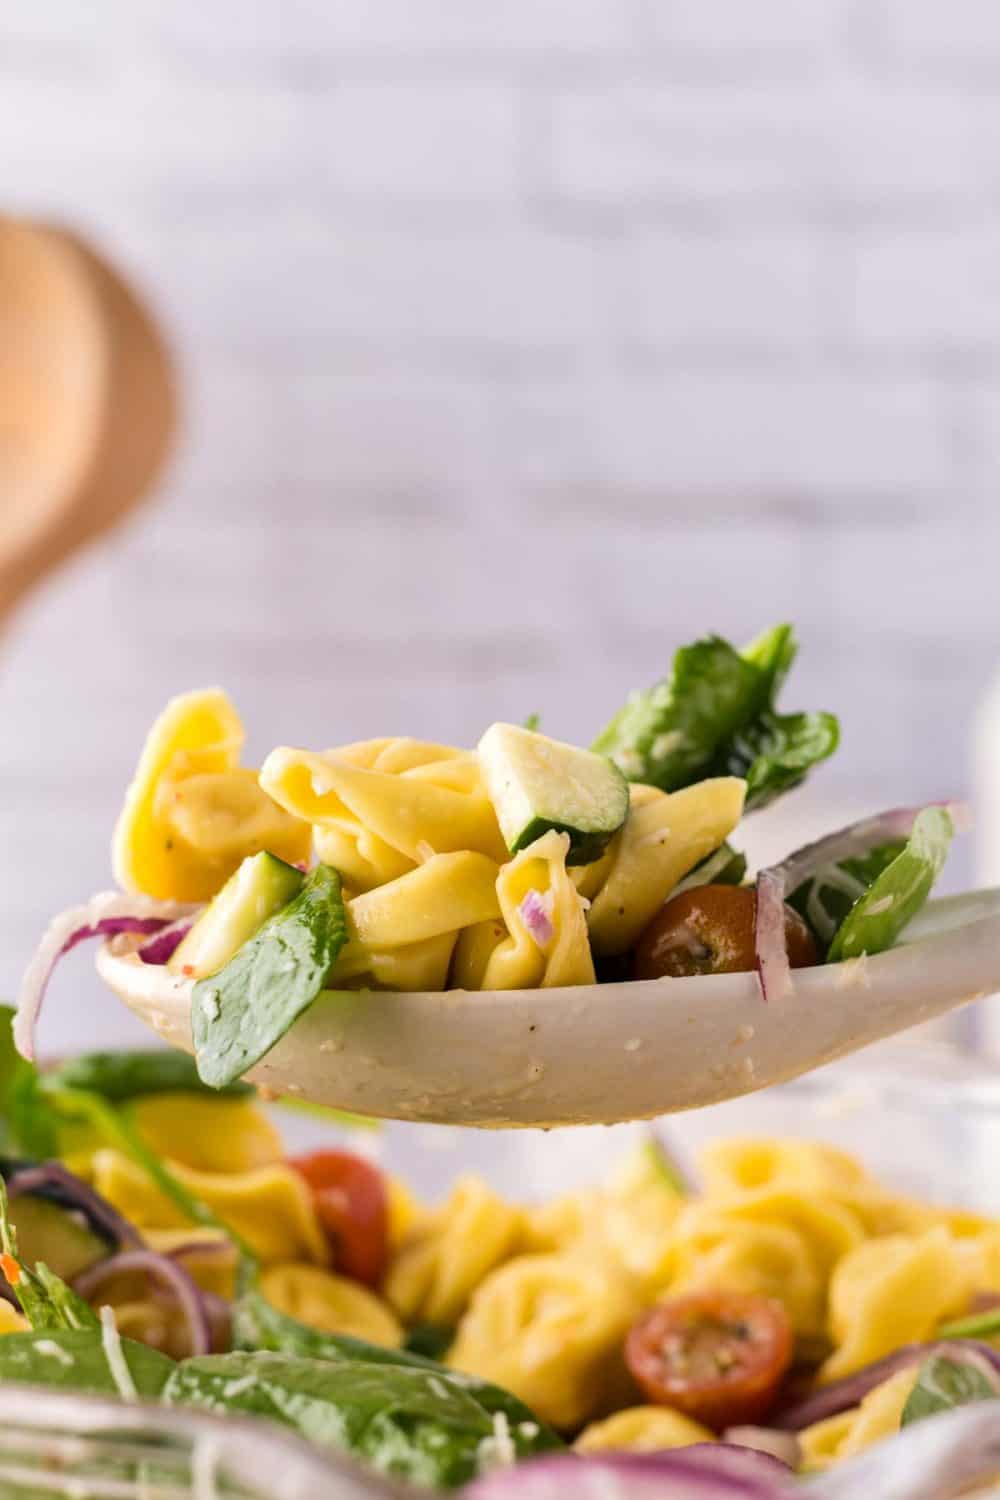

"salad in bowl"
[0,1040,995,1496]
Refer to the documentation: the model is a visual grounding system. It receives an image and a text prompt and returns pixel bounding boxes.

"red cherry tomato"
[633,884,816,981]
[624,1290,794,1430]
[289,1150,388,1288]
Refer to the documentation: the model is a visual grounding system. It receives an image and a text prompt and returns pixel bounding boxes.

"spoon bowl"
[96,889,1000,1127]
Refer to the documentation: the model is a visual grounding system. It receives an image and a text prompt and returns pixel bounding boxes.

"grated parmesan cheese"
[99,1306,137,1402]
[33,1339,74,1367]
[476,1411,517,1474]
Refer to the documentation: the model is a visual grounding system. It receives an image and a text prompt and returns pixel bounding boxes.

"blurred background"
[1,2,998,1049]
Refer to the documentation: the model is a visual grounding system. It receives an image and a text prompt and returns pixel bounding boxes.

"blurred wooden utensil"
[0,217,177,628]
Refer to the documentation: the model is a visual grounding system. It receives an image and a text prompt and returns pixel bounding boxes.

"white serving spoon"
[94,887,1000,1128]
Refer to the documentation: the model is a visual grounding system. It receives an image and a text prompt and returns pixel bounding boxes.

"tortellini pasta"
[260,738,507,892]
[114,689,310,900]
[127,1092,284,1175]
[822,1227,978,1381]
[574,778,746,955]
[385,1174,525,1326]
[700,1138,872,1199]
[0,1304,28,1336]
[259,1264,402,1347]
[448,1252,642,1430]
[653,1203,827,1337]
[452,831,595,991]
[329,851,503,992]
[799,1368,918,1471]
[576,1405,714,1454]
[90,1149,329,1266]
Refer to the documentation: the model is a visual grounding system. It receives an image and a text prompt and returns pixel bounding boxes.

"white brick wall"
[0,0,995,1057]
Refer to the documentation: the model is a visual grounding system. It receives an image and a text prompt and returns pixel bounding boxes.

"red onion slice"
[774,1340,1000,1431]
[14,892,197,1061]
[73,1248,212,1356]
[6,1163,142,1250]
[137,919,194,966]
[518,889,555,949]
[753,805,963,1003]
[464,1449,796,1498]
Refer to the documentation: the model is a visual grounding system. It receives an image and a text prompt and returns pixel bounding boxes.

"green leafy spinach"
[0,1326,174,1398]
[0,1178,97,1332]
[592,623,838,811]
[902,1352,1000,1427]
[192,865,348,1090]
[164,1350,555,1489]
[826,807,954,963]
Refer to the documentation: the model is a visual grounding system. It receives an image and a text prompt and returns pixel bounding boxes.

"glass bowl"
[281,1037,1000,1213]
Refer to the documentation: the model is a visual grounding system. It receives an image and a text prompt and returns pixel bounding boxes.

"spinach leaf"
[193,865,348,1090]
[592,635,763,789]
[233,1278,559,1441]
[47,1049,254,1103]
[902,1353,1000,1427]
[826,807,954,963]
[0,1327,173,1398]
[0,1178,98,1331]
[0,1006,60,1159]
[789,843,905,952]
[165,1350,554,1489]
[592,623,838,809]
[714,708,840,812]
[404,1323,455,1361]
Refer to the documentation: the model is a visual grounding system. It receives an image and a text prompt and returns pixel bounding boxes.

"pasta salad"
[0,1043,996,1494]
[15,624,963,1097]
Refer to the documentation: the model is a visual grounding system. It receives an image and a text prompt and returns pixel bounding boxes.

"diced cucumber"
[7,1195,109,1281]
[169,851,304,979]
[477,723,629,867]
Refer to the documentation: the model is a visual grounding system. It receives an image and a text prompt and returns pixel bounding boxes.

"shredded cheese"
[99,1305,137,1402]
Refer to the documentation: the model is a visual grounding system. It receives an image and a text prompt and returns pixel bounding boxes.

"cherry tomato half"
[289,1150,388,1288]
[625,1290,794,1430]
[633,884,816,981]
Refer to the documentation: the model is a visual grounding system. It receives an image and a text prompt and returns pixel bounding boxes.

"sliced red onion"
[518,889,555,949]
[73,1248,212,1356]
[464,1450,796,1498]
[774,1340,1000,1431]
[137,919,193,966]
[722,1429,801,1470]
[6,1162,142,1249]
[14,892,197,1061]
[752,805,963,1003]
[164,1240,235,1352]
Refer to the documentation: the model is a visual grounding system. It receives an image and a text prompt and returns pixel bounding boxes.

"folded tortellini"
[574,778,746,955]
[261,738,507,893]
[452,831,595,990]
[385,1174,525,1326]
[448,1252,642,1430]
[127,1092,284,1175]
[576,1405,714,1454]
[822,1227,978,1381]
[329,851,503,991]
[260,1263,402,1347]
[799,1367,917,1471]
[114,689,310,901]
[90,1149,329,1266]
[652,1202,827,1338]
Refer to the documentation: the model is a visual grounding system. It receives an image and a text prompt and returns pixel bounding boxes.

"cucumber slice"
[478,723,629,866]
[169,851,304,979]
[7,1195,108,1281]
